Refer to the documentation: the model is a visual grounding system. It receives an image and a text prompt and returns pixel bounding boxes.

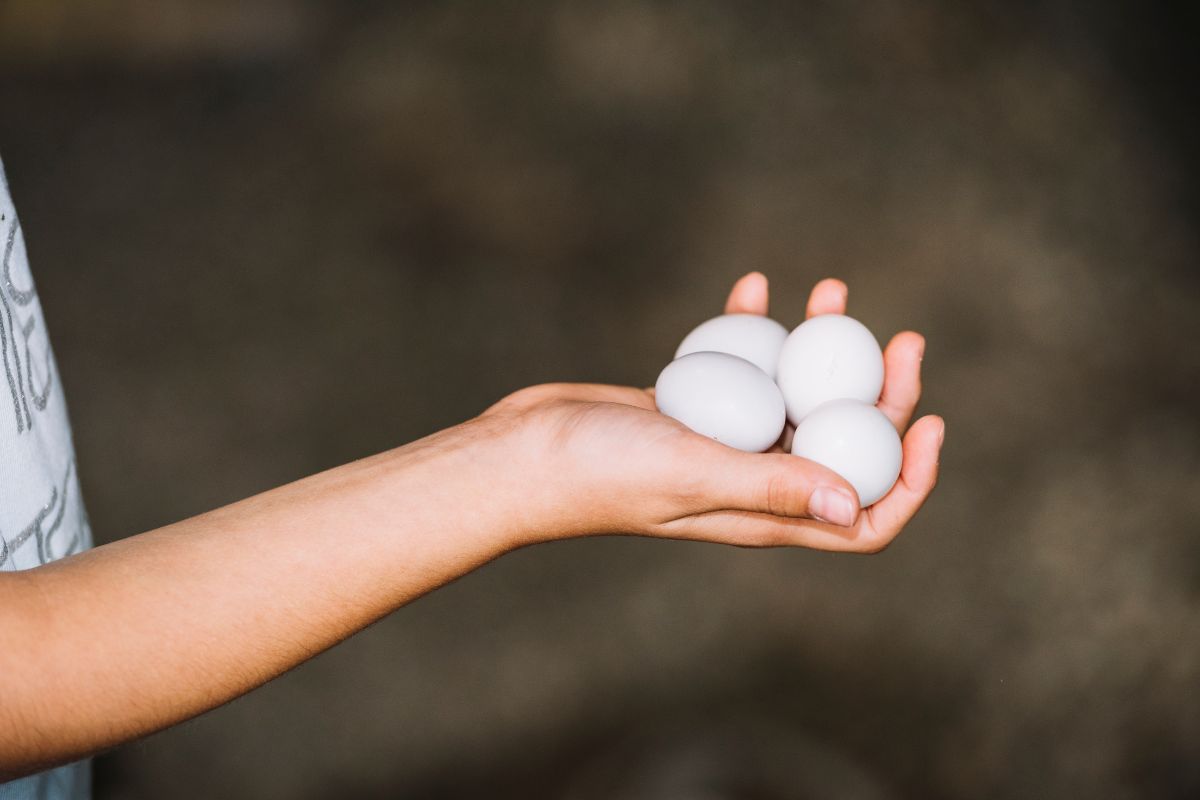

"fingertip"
[889,330,925,357]
[724,272,770,315]
[908,413,942,443]
[915,413,944,445]
[809,485,860,528]
[779,452,861,521]
[822,277,848,297]
[806,278,849,318]
[883,333,925,380]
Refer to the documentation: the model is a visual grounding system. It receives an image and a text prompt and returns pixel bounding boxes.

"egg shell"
[655,352,786,453]
[776,314,884,424]
[674,313,790,379]
[790,398,902,507]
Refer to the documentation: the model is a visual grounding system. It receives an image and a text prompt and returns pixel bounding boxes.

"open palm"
[485,274,943,553]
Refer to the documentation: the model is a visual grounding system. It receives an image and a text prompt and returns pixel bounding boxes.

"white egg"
[655,352,786,453]
[776,314,884,424]
[675,314,789,379]
[790,399,902,507]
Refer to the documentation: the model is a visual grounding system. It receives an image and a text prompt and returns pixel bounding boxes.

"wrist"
[384,414,554,559]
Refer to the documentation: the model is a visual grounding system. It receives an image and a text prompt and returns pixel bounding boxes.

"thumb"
[697,450,861,527]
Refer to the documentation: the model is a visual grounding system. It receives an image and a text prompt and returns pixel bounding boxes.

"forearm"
[0,416,527,779]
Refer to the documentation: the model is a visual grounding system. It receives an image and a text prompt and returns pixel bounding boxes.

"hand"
[480,273,944,553]
[0,273,941,777]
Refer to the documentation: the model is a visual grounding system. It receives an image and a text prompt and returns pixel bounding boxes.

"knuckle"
[490,384,549,412]
[764,474,806,518]
[672,474,709,512]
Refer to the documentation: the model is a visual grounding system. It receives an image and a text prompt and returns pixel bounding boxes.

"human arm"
[0,275,941,779]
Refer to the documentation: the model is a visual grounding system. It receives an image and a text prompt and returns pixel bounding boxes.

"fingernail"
[809,487,858,527]
[937,419,946,446]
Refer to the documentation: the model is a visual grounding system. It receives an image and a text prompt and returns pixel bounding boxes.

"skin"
[0,275,942,780]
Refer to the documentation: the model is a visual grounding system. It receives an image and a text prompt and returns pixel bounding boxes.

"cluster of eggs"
[655,313,902,507]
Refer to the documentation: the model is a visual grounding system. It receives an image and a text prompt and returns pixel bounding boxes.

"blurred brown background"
[2,1,1198,798]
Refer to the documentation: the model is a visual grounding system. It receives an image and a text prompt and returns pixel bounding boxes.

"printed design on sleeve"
[0,272,26,431]
[0,460,86,570]
[22,313,53,410]
[4,212,38,306]
[0,210,54,433]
